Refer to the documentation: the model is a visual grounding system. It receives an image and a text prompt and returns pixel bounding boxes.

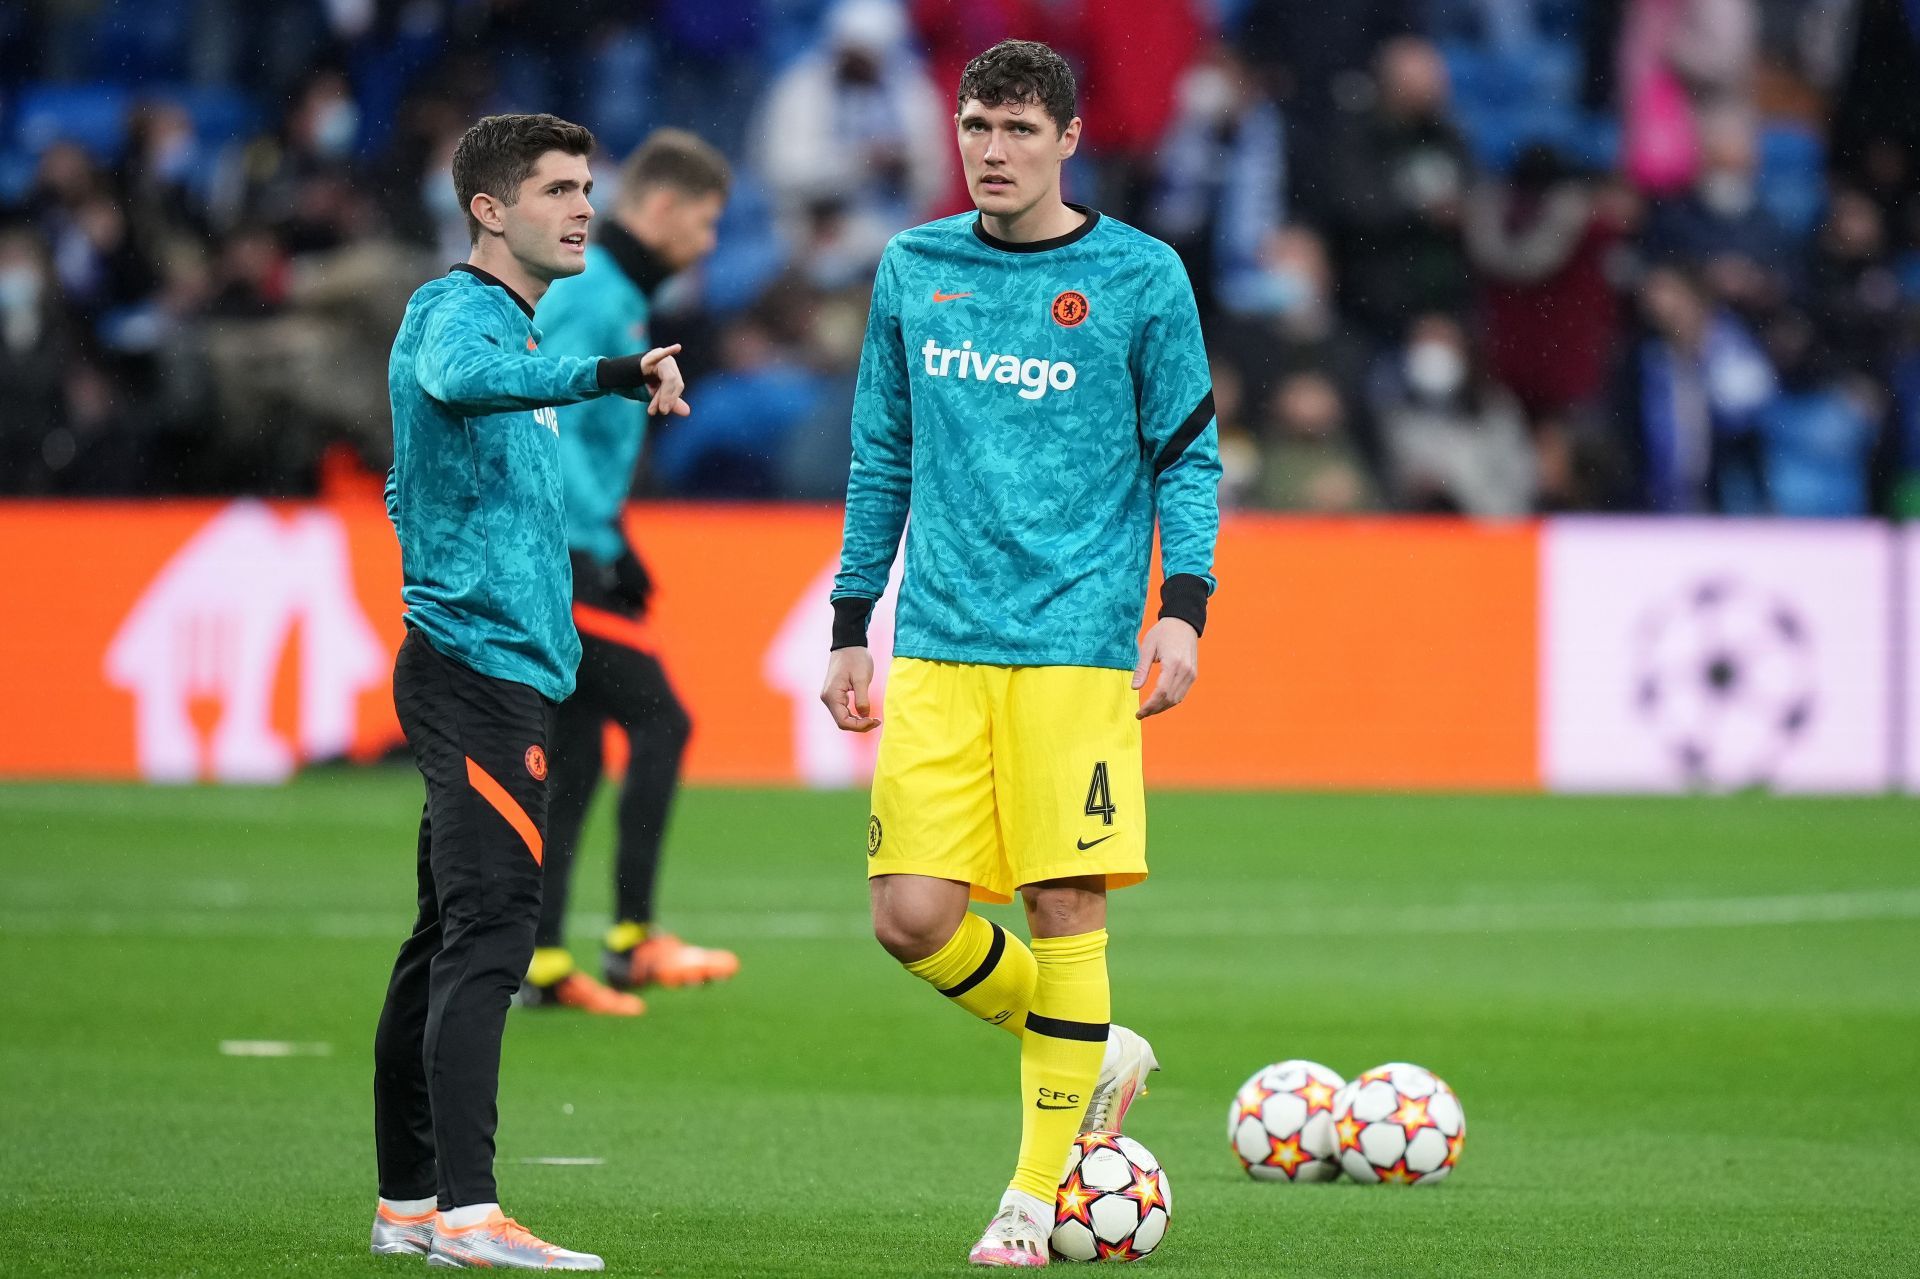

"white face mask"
[0,265,41,312]
[1699,171,1756,217]
[312,100,360,159]
[1405,340,1466,400]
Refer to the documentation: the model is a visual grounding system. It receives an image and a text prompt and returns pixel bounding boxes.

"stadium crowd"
[1,0,1917,517]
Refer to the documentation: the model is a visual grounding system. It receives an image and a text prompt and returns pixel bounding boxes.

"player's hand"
[639,344,690,417]
[1133,618,1199,719]
[821,646,881,732]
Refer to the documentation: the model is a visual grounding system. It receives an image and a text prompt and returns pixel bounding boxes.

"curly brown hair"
[956,40,1077,134]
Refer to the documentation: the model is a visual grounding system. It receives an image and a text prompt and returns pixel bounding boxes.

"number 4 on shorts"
[1084,761,1116,826]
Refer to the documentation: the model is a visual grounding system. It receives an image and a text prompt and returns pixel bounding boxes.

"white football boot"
[967,1191,1052,1268]
[1079,1024,1159,1135]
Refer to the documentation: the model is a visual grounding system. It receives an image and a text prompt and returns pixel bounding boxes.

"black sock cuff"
[937,922,1006,997]
[1024,1012,1110,1042]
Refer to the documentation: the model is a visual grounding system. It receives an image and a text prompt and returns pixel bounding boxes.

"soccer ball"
[1330,1062,1465,1185]
[1050,1131,1172,1262]
[1227,1059,1345,1182]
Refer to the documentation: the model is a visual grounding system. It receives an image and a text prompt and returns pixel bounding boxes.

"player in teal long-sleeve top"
[516,130,741,1015]
[817,42,1220,1269]
[372,113,690,1273]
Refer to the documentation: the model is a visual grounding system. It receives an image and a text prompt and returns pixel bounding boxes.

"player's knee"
[658,697,692,751]
[871,905,954,964]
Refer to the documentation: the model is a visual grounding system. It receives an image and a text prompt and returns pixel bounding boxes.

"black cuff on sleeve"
[1157,573,1209,637]
[830,596,875,650]
[596,354,649,390]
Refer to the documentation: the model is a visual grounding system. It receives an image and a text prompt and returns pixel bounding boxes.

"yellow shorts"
[866,658,1148,904]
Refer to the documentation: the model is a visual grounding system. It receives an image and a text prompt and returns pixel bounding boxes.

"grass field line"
[5,887,1919,941]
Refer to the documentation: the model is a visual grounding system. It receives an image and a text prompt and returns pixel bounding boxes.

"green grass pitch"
[3,773,1918,1276]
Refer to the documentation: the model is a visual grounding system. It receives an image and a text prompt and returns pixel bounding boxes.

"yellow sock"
[604,921,649,952]
[1011,930,1110,1201]
[902,914,1035,1038]
[527,947,575,987]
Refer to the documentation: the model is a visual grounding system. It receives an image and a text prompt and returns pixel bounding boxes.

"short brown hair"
[452,113,597,243]
[956,40,1077,134]
[618,128,732,205]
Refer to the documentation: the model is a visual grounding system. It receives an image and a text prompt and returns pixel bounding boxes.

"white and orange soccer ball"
[1050,1131,1172,1262]
[1227,1059,1345,1182]
[1330,1062,1465,1185]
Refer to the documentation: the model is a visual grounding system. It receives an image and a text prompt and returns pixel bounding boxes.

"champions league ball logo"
[1632,578,1817,789]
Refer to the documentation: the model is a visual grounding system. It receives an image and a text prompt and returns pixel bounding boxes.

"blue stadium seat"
[1757,122,1826,239]
[14,84,131,159]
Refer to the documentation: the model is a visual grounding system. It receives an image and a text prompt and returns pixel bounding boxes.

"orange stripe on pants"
[465,757,543,865]
[573,602,654,653]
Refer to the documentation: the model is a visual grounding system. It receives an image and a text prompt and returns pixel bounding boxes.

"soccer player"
[518,129,738,1016]
[371,113,689,1270]
[818,41,1220,1268]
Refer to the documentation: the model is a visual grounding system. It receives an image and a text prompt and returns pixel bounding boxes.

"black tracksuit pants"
[535,551,691,949]
[373,628,555,1208]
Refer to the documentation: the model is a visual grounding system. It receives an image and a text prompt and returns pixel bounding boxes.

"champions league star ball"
[1050,1132,1172,1262]
[1633,577,1817,789]
[1228,1059,1345,1182]
[1330,1063,1465,1185]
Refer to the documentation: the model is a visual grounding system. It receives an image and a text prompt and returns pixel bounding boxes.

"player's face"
[650,189,725,274]
[956,99,1081,219]
[493,151,595,282]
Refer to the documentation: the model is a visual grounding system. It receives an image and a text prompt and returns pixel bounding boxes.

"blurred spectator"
[1370,312,1535,515]
[0,225,77,491]
[117,100,212,241]
[1234,0,1415,216]
[1614,264,1778,512]
[650,298,831,497]
[226,68,380,253]
[1831,0,1920,225]
[750,0,950,269]
[1257,370,1384,512]
[1643,118,1796,294]
[1618,0,1758,197]
[1466,145,1631,418]
[1326,37,1475,342]
[1755,309,1880,515]
[1804,185,1903,379]
[1210,225,1383,479]
[1060,0,1206,220]
[1148,45,1287,317]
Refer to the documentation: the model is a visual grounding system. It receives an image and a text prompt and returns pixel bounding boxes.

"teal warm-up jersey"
[387,265,620,701]
[537,240,651,565]
[833,207,1221,671]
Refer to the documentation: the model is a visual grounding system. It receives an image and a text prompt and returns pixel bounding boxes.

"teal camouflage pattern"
[834,209,1221,670]
[538,243,652,565]
[387,267,623,701]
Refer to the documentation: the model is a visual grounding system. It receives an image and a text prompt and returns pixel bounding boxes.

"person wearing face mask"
[1212,225,1386,483]
[1370,312,1536,515]
[750,0,951,265]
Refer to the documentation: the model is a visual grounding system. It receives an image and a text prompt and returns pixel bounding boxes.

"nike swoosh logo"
[932,291,973,303]
[1035,1101,1079,1110]
[1076,835,1115,850]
